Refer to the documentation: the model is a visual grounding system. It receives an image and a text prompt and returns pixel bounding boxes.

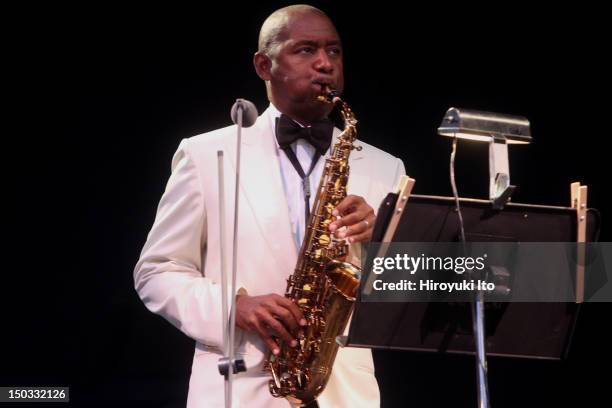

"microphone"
[230,99,258,127]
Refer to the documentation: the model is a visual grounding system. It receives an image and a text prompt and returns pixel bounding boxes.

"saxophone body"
[265,90,362,407]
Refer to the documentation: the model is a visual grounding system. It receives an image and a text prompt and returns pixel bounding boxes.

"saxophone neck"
[316,88,357,144]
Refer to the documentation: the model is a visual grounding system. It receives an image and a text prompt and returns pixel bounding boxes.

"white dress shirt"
[268,103,329,249]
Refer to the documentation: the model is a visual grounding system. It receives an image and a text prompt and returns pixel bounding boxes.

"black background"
[4,1,611,407]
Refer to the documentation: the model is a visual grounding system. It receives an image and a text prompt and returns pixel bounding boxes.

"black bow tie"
[275,114,334,155]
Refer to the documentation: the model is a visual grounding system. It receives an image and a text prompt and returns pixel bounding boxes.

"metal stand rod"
[472,290,490,408]
[217,150,231,407]
[217,102,247,408]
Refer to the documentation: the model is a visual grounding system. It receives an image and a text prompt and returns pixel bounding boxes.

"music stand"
[341,183,600,405]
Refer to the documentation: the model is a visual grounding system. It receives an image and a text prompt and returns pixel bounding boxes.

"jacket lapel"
[239,108,298,275]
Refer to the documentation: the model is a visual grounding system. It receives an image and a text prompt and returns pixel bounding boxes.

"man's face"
[262,13,344,121]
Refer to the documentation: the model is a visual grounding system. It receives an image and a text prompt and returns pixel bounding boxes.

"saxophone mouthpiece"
[317,87,342,104]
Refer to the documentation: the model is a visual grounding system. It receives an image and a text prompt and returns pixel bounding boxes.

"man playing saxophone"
[134,4,405,407]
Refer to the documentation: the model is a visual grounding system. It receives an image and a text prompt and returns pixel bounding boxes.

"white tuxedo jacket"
[134,107,405,408]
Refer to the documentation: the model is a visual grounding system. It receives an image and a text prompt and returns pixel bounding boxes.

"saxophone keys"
[334,178,342,191]
[297,371,304,388]
[318,234,331,246]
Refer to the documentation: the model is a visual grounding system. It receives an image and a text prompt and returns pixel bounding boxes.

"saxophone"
[265,89,362,407]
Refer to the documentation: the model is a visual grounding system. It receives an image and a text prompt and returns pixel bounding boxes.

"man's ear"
[253,51,272,81]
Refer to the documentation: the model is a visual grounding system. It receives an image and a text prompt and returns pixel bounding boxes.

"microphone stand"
[472,288,490,408]
[217,100,249,408]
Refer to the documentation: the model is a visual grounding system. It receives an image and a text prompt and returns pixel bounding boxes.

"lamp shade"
[438,107,531,144]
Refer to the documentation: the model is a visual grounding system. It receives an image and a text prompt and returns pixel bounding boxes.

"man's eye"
[298,47,314,54]
[328,48,342,56]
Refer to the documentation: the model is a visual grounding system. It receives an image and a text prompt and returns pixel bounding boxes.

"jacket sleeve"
[134,138,224,349]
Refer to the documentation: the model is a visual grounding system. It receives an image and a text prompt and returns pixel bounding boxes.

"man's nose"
[313,49,334,73]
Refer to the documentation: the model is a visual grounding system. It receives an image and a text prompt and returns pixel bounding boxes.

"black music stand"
[342,188,600,405]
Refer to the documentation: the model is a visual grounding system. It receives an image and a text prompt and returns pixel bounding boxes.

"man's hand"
[235,294,306,355]
[328,194,376,243]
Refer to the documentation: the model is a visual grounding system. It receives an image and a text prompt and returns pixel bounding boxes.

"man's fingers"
[277,296,307,327]
[258,309,295,346]
[271,305,299,333]
[329,195,374,234]
[347,230,373,244]
[252,319,280,354]
[331,212,367,232]
[236,294,306,355]
[333,194,362,216]
[332,215,376,238]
